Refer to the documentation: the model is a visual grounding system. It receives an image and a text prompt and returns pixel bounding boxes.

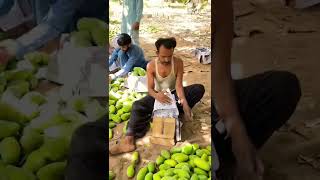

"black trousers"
[65,118,107,180]
[212,71,301,176]
[126,84,205,138]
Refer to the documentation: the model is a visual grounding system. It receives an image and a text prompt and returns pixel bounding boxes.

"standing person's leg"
[65,118,107,180]
[212,71,301,178]
[109,95,155,155]
[130,29,140,46]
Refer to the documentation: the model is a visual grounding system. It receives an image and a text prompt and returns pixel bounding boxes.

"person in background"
[121,0,143,46]
[0,0,107,64]
[109,37,205,155]
[108,33,148,81]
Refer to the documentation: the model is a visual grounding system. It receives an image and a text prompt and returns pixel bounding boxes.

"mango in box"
[91,27,107,47]
[70,30,92,47]
[77,17,106,32]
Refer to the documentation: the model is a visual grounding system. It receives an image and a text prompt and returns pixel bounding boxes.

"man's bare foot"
[109,136,136,155]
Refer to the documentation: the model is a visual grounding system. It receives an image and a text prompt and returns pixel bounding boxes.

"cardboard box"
[151,117,176,147]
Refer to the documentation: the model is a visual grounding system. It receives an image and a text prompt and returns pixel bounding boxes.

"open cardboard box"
[150,117,176,147]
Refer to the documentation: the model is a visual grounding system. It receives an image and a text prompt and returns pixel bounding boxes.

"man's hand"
[0,47,13,66]
[231,122,264,180]
[180,99,192,121]
[155,91,172,104]
[132,22,140,30]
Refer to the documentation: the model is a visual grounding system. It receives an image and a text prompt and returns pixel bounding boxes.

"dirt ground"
[109,0,320,179]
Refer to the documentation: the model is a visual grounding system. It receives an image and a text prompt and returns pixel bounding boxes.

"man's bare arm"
[175,58,187,103]
[146,61,158,98]
[213,1,264,179]
[212,0,244,135]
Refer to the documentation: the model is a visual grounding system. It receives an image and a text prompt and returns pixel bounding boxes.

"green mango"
[147,162,156,173]
[109,100,116,106]
[195,149,204,157]
[159,164,170,171]
[145,172,153,180]
[6,165,36,180]
[0,137,20,165]
[126,164,135,178]
[20,130,43,154]
[7,81,30,98]
[22,92,47,106]
[68,96,89,113]
[0,120,20,139]
[6,70,33,82]
[109,122,116,129]
[193,157,210,171]
[115,101,123,110]
[132,151,139,164]
[131,71,139,76]
[153,173,161,180]
[22,149,48,173]
[109,128,112,139]
[161,150,171,159]
[36,161,66,180]
[121,113,130,121]
[170,147,182,154]
[190,174,199,180]
[77,17,106,32]
[116,109,124,116]
[109,170,115,180]
[136,167,148,180]
[164,159,177,167]
[156,155,165,165]
[197,174,208,180]
[201,153,209,161]
[172,153,189,163]
[182,144,193,155]
[111,114,121,123]
[109,105,116,114]
[40,137,69,162]
[70,30,92,47]
[91,27,107,47]
[194,168,208,176]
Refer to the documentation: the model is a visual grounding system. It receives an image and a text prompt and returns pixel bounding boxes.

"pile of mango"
[131,67,146,77]
[108,78,147,139]
[123,144,213,180]
[0,52,107,179]
[71,17,107,47]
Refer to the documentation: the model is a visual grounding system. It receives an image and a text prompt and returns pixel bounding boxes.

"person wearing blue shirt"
[109,33,148,81]
[0,0,107,65]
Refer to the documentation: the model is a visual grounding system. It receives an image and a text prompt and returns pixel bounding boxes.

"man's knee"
[194,84,205,97]
[270,71,301,103]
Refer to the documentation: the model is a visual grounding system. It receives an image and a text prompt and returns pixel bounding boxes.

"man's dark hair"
[155,37,177,51]
[117,33,131,46]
